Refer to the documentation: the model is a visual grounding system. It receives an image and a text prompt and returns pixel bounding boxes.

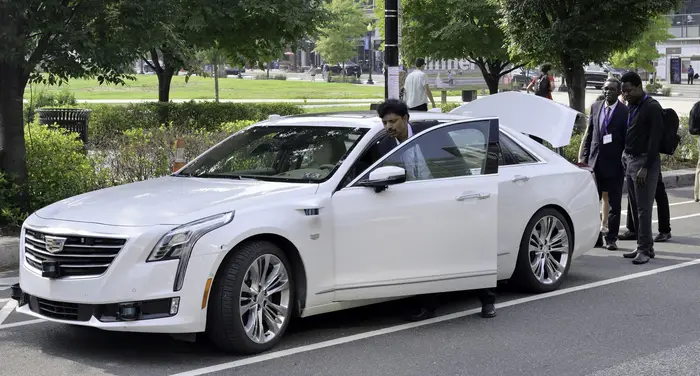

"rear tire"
[511,208,573,294]
[206,240,294,354]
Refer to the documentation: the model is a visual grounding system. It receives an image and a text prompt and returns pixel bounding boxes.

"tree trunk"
[474,61,500,95]
[0,62,30,212]
[156,68,175,103]
[562,62,586,130]
[214,64,220,103]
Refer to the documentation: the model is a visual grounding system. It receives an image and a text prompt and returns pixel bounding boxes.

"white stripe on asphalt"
[653,212,700,224]
[621,200,697,215]
[0,319,45,330]
[169,258,700,376]
[0,300,18,326]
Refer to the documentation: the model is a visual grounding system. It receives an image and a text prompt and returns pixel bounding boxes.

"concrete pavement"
[2,186,700,376]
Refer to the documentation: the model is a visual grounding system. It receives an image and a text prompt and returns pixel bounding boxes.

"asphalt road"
[2,186,700,376]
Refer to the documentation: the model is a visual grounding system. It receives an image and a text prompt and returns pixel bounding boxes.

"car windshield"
[178,125,369,183]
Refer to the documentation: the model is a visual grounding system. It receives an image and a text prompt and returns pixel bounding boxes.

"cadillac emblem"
[44,236,67,253]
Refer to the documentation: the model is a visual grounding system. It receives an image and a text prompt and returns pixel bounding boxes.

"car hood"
[34,176,317,227]
[449,91,583,148]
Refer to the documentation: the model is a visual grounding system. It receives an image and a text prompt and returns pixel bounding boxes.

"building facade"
[656,0,700,81]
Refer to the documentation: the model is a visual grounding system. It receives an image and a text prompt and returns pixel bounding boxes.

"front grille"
[24,228,127,278]
[36,297,81,320]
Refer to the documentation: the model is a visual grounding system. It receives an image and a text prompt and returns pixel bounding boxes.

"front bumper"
[15,218,223,333]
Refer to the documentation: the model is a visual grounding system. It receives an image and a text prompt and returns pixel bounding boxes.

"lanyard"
[627,94,648,128]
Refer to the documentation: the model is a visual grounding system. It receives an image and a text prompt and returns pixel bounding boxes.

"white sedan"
[12,92,600,355]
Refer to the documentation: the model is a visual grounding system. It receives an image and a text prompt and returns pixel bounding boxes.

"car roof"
[260,110,470,129]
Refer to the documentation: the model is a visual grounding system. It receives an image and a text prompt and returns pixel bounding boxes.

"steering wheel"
[319,164,336,170]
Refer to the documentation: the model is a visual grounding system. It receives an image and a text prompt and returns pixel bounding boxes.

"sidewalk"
[0,168,697,270]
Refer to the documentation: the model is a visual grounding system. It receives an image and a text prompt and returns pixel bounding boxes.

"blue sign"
[364,36,370,51]
[671,57,681,84]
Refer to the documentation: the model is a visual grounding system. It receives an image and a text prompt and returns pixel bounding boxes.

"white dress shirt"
[394,124,432,180]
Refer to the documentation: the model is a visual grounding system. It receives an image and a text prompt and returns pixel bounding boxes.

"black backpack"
[534,74,549,97]
[660,107,681,155]
[689,101,700,135]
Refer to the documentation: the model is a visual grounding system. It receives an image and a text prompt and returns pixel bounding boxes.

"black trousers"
[625,170,671,234]
[409,103,428,111]
[596,173,624,243]
[622,153,662,253]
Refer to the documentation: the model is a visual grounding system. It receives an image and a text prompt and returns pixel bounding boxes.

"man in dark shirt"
[619,72,664,264]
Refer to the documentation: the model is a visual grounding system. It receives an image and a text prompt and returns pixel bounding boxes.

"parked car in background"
[327,61,362,78]
[511,68,538,88]
[584,64,622,89]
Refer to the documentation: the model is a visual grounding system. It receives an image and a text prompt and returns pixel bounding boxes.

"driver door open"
[329,118,500,301]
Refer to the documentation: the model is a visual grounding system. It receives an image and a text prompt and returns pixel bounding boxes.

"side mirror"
[357,166,406,193]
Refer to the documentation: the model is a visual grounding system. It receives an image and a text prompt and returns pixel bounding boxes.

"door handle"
[456,192,491,201]
[512,175,530,183]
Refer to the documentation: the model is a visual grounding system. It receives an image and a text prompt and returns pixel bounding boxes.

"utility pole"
[384,0,399,100]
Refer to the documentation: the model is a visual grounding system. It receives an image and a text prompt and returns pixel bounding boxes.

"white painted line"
[621,200,697,215]
[169,258,700,376]
[585,249,695,261]
[0,300,18,326]
[653,212,700,224]
[0,319,46,330]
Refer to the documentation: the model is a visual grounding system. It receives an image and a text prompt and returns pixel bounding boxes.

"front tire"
[207,240,294,354]
[511,208,573,294]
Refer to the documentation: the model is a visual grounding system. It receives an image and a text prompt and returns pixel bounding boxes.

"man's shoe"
[403,306,436,322]
[654,232,671,242]
[632,252,651,264]
[618,231,637,241]
[623,249,655,259]
[604,241,618,250]
[480,304,496,318]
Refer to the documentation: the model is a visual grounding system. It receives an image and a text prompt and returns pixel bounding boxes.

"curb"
[0,170,696,271]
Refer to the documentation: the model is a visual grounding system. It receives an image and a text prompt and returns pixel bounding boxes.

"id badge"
[603,134,612,144]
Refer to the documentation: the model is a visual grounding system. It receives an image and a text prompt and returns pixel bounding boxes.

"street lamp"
[366,22,374,85]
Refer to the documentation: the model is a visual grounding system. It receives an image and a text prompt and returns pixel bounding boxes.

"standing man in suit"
[374,99,498,320]
[581,78,628,250]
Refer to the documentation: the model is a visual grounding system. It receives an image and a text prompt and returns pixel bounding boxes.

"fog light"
[170,297,180,315]
[117,302,141,321]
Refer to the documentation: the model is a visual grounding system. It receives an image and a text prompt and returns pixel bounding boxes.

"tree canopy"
[401,0,524,94]
[610,15,674,72]
[314,0,369,68]
[496,0,680,113]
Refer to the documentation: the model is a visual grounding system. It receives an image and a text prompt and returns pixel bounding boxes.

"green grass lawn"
[25,74,466,100]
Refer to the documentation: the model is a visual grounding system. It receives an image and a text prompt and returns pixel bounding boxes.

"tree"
[314,0,369,73]
[145,0,327,102]
[496,0,680,114]
[0,0,171,211]
[401,0,524,94]
[610,15,674,73]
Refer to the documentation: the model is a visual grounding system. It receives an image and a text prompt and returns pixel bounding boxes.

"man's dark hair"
[620,71,642,87]
[376,99,409,118]
[541,64,552,74]
[415,58,425,68]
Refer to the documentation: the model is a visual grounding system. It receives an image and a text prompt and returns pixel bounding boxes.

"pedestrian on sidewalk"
[688,65,695,85]
[403,58,436,111]
[526,64,555,144]
[619,72,665,264]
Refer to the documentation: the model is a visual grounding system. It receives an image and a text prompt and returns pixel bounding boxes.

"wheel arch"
[208,233,308,319]
[538,204,575,247]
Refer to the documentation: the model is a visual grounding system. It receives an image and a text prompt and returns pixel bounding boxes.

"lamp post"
[384,0,399,99]
[366,22,374,85]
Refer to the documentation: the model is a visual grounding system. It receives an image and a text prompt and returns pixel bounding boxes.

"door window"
[499,133,539,166]
[361,120,495,181]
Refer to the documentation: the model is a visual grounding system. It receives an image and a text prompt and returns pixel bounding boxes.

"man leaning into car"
[374,99,497,320]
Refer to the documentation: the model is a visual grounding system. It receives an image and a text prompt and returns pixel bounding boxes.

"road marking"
[621,200,697,215]
[585,249,696,261]
[0,319,46,330]
[653,212,700,224]
[0,300,18,326]
[169,258,700,376]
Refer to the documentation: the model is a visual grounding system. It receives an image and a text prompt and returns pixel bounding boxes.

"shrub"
[0,122,113,224]
[92,120,254,184]
[87,101,303,146]
[440,102,461,113]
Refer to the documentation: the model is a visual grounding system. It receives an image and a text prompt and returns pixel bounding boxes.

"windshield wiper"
[190,173,260,181]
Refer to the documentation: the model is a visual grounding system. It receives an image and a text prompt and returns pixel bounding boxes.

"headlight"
[147,212,234,291]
